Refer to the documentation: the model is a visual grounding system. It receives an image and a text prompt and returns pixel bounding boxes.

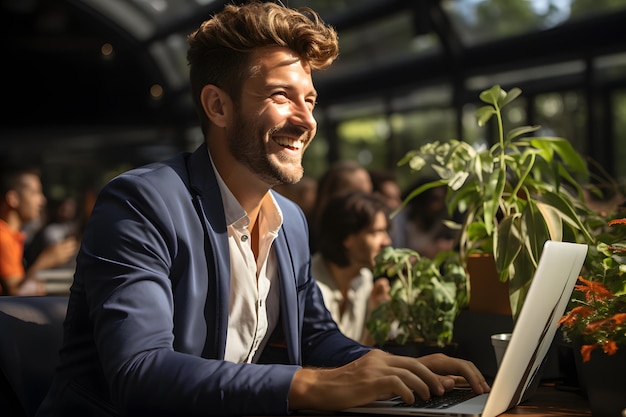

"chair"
[0,296,68,417]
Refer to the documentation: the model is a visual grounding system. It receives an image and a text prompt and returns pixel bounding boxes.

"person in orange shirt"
[0,166,78,295]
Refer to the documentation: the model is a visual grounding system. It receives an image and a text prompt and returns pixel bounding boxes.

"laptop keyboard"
[395,388,478,409]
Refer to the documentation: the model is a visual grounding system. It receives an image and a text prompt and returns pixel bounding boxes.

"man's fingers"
[417,353,491,394]
[293,350,491,412]
[376,352,446,398]
[373,374,417,404]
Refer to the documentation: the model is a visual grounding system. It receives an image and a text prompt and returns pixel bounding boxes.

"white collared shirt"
[209,154,282,363]
[311,253,373,343]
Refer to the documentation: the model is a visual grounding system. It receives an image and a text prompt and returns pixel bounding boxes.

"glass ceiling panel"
[79,0,626,106]
[127,0,212,27]
[443,0,626,46]
[282,0,361,15]
[328,11,439,79]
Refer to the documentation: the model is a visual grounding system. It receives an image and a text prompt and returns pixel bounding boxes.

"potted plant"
[558,216,626,417]
[365,246,468,350]
[394,84,597,318]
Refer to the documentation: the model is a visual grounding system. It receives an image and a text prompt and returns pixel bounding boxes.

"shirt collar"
[207,150,248,228]
[207,149,282,231]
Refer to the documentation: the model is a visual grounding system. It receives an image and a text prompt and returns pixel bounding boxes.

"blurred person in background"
[313,191,392,345]
[273,175,317,223]
[309,160,373,253]
[391,178,458,259]
[25,195,81,269]
[369,169,403,243]
[0,166,78,295]
[369,169,402,211]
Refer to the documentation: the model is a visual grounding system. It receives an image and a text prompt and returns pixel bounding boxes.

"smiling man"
[36,2,489,417]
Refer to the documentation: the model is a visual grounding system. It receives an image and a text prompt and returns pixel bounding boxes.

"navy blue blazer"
[37,144,370,417]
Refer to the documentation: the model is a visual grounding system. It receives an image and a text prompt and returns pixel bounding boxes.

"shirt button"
[241,235,249,242]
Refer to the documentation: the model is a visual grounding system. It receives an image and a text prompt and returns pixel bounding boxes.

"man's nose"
[290,101,316,132]
[382,232,392,247]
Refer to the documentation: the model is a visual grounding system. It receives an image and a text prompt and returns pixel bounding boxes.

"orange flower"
[583,313,626,334]
[574,276,614,301]
[558,305,593,327]
[602,340,619,355]
[611,313,626,326]
[581,344,598,363]
[585,318,612,334]
[560,217,626,363]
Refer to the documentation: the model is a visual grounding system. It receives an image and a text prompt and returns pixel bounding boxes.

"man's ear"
[200,85,231,128]
[5,190,19,209]
[343,234,355,252]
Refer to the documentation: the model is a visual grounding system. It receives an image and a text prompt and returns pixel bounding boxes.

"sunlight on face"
[227,47,318,187]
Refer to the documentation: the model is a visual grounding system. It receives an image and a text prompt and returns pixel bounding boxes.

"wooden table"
[268,383,591,417]
[498,383,589,416]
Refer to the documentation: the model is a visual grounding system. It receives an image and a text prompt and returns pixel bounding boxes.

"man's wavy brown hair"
[187,1,339,129]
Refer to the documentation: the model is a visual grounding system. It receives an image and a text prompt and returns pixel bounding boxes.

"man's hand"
[31,237,78,271]
[288,349,490,411]
[368,277,390,313]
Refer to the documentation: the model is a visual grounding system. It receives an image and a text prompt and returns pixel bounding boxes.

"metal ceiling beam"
[314,8,626,105]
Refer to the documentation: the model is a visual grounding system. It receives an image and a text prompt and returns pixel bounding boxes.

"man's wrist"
[288,368,322,410]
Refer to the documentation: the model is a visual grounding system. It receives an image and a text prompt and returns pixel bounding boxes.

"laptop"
[343,240,587,417]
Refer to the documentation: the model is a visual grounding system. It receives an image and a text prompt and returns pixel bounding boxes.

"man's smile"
[272,135,304,151]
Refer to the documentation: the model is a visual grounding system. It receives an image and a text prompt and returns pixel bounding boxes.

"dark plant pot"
[377,341,459,358]
[452,310,565,381]
[574,344,626,417]
[453,309,514,379]
[556,339,584,391]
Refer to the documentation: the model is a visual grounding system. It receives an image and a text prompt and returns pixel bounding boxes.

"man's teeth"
[274,137,302,149]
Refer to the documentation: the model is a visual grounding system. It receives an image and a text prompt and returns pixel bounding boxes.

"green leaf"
[506,125,540,142]
[522,201,551,274]
[495,214,523,282]
[528,137,588,174]
[366,302,393,346]
[535,191,594,242]
[555,163,587,201]
[483,168,506,235]
[509,249,534,318]
[499,87,522,108]
[407,154,427,171]
[532,200,563,242]
[479,84,504,106]
[506,153,536,210]
[475,106,496,127]
[448,171,470,191]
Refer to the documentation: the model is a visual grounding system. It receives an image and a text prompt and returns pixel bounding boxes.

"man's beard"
[227,110,310,187]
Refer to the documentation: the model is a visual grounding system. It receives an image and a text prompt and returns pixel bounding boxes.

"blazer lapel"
[186,144,231,359]
[274,224,302,365]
